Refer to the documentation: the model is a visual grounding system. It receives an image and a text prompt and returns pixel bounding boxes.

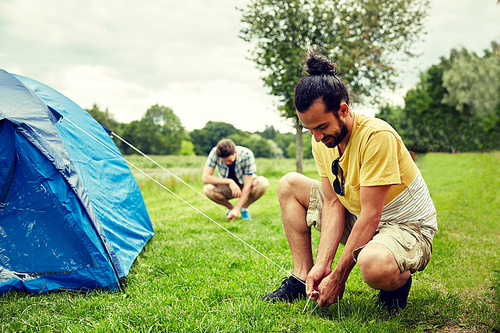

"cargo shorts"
[306,180,433,273]
[215,175,260,200]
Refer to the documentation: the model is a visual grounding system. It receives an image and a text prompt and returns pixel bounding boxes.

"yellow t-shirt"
[312,112,417,215]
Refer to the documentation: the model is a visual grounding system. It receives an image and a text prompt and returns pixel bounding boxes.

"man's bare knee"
[254,176,269,193]
[203,184,216,198]
[278,172,311,207]
[279,172,302,196]
[357,244,401,290]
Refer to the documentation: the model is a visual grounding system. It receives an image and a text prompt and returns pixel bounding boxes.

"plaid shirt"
[205,146,257,185]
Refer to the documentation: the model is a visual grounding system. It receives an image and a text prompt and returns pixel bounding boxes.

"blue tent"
[0,70,154,294]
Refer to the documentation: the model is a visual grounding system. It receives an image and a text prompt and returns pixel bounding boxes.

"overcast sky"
[1,0,499,133]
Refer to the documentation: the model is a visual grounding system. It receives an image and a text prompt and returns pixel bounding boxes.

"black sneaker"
[377,275,412,312]
[262,275,307,303]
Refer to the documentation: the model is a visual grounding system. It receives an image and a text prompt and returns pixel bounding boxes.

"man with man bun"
[202,139,269,221]
[263,51,437,312]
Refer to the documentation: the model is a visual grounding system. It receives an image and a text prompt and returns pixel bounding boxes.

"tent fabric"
[0,70,154,294]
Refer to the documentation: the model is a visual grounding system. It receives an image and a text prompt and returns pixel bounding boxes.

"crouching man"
[262,52,437,312]
[202,139,269,221]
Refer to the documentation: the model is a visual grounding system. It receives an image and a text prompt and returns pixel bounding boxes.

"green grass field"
[1,153,499,332]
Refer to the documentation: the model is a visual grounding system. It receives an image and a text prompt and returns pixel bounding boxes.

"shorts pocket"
[375,222,427,273]
[394,224,418,251]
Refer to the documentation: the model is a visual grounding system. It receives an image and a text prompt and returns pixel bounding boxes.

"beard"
[322,118,348,148]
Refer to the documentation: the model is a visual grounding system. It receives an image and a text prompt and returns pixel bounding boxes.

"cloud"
[1,0,251,86]
[0,0,290,132]
[396,0,500,88]
[1,0,499,132]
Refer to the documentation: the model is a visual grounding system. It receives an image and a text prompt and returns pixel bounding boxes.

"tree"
[442,44,500,117]
[260,125,277,140]
[237,133,273,158]
[86,104,120,133]
[384,64,467,153]
[121,120,148,154]
[285,132,313,159]
[190,121,241,155]
[178,140,195,156]
[85,104,124,150]
[121,105,186,155]
[239,0,429,172]
[274,131,296,158]
[377,42,500,153]
[143,104,185,155]
[267,139,284,159]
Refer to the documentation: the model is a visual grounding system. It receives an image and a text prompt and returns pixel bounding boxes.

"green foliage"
[121,104,186,155]
[259,125,277,140]
[273,131,295,158]
[238,133,274,158]
[85,104,121,134]
[239,0,429,171]
[303,131,313,159]
[85,104,125,150]
[84,104,304,160]
[377,42,500,153]
[239,0,429,113]
[286,131,313,159]
[190,121,289,159]
[265,139,284,159]
[190,121,241,155]
[1,153,498,332]
[178,140,195,156]
[286,142,296,159]
[442,42,500,117]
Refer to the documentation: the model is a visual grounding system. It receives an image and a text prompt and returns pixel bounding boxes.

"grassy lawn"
[1,153,499,332]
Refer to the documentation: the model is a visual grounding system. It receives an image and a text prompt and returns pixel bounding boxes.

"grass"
[0,153,499,332]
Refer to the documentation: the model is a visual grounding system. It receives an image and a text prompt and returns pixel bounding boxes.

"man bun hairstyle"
[294,50,350,115]
[216,139,236,158]
[304,53,338,76]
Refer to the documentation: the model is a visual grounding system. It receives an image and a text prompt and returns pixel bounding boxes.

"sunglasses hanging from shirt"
[331,157,345,196]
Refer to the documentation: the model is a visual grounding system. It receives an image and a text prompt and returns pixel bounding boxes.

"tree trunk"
[295,119,303,174]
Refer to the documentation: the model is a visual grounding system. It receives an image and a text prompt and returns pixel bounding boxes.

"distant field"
[1,153,498,332]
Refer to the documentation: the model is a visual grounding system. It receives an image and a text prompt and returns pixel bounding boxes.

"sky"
[1,0,499,133]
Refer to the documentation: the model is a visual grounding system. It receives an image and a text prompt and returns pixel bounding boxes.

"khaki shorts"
[306,180,432,273]
[216,175,260,200]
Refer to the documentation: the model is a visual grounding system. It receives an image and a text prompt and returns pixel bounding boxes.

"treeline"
[86,104,313,159]
[90,41,500,157]
[376,41,500,153]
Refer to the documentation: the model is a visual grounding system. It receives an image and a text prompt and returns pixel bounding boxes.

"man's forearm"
[233,184,251,210]
[315,199,345,268]
[332,213,380,281]
[333,184,391,283]
[202,174,234,186]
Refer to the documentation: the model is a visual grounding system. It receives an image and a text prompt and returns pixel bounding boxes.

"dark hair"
[294,51,349,115]
[216,139,236,158]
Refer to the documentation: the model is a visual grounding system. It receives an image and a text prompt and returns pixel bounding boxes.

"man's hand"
[306,265,346,308]
[229,181,241,198]
[226,208,238,221]
[305,264,332,301]
[316,270,346,307]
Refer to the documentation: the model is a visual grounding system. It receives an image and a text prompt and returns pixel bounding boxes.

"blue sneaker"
[240,208,252,220]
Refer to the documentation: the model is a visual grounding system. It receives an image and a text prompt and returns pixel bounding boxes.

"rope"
[62,117,294,277]
[109,131,224,211]
[302,293,319,314]
[63,117,319,312]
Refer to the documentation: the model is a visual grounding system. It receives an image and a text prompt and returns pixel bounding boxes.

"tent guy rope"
[62,117,293,275]
[110,131,224,211]
[63,116,318,312]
